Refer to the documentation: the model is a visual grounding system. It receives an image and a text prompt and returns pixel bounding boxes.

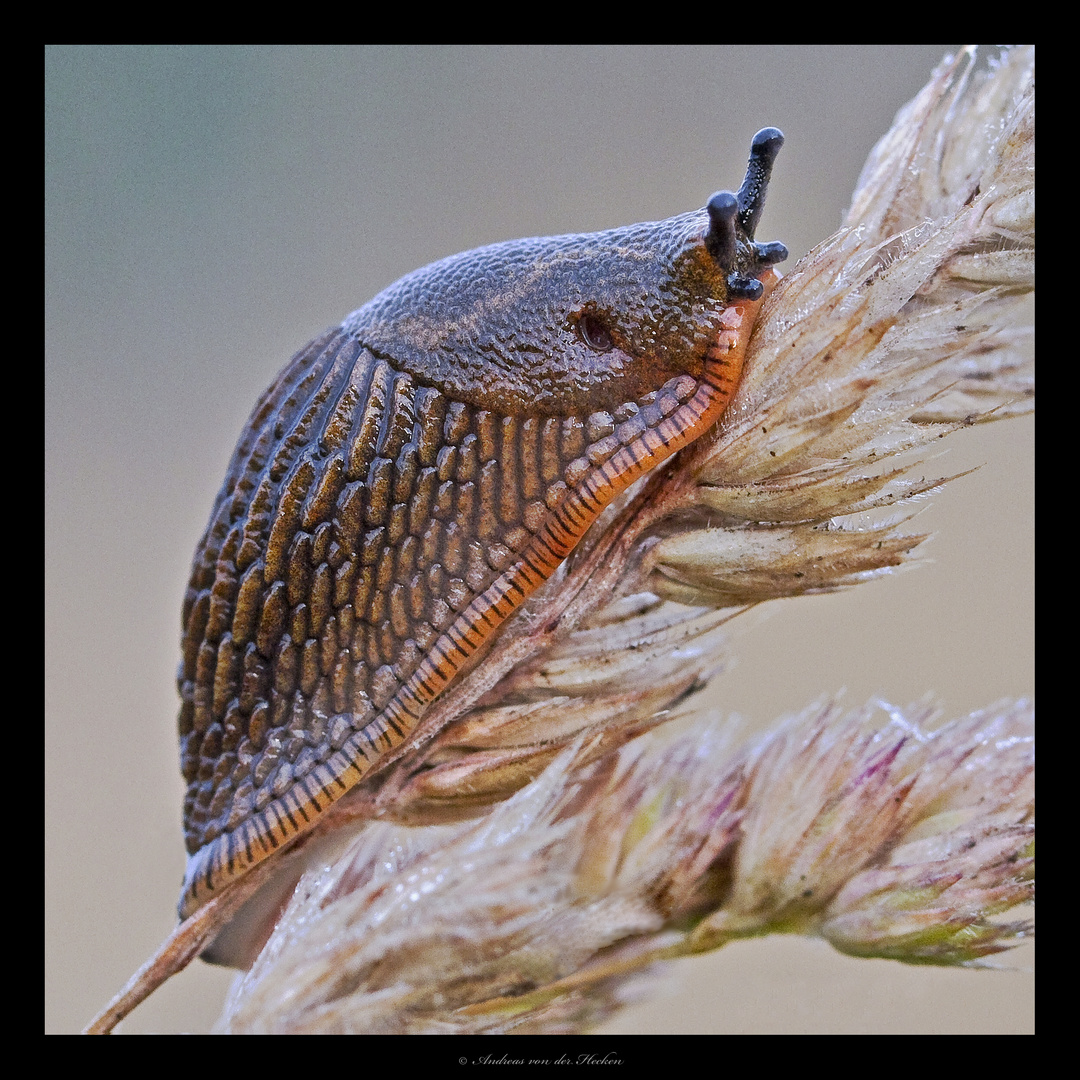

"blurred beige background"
[45,46,1032,1034]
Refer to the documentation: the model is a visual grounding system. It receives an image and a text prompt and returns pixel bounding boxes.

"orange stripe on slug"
[180,284,770,918]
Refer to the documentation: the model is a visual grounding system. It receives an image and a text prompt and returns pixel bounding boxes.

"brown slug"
[176,127,787,925]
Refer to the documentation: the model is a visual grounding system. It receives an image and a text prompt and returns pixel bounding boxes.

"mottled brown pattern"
[178,331,691,859]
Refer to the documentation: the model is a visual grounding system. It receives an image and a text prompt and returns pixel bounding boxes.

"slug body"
[178,130,787,922]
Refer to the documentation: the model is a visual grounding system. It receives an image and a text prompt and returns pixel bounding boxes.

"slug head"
[346,128,787,416]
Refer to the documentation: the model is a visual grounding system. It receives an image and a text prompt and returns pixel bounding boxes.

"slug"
[177,128,787,924]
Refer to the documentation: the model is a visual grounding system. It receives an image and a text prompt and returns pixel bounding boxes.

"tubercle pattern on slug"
[177,291,762,917]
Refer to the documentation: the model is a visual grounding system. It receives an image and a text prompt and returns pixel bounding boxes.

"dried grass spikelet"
[222,699,1033,1033]
[214,46,1034,1033]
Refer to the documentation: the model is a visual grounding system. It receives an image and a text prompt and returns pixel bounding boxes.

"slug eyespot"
[575,311,614,353]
